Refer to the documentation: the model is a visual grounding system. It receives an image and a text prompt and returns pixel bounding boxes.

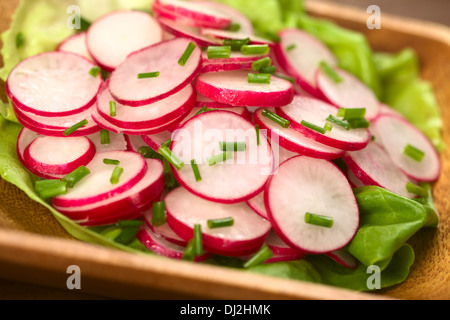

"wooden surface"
[0,0,449,300]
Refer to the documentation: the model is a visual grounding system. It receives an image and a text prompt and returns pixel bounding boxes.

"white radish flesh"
[200,29,274,46]
[246,191,269,220]
[88,131,128,154]
[58,32,94,62]
[143,209,188,247]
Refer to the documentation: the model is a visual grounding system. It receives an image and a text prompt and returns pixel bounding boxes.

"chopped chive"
[182,239,196,261]
[261,108,290,128]
[206,151,233,166]
[109,101,117,117]
[116,220,143,228]
[163,158,180,190]
[89,66,101,77]
[138,146,164,160]
[137,71,160,79]
[348,118,370,129]
[223,38,250,51]
[61,166,90,188]
[16,32,25,48]
[324,122,333,132]
[326,115,350,130]
[100,129,110,145]
[251,57,272,71]
[207,45,231,59]
[191,159,202,182]
[151,201,166,227]
[63,119,88,136]
[161,139,172,148]
[225,22,241,32]
[404,144,425,162]
[241,44,270,55]
[286,44,296,51]
[219,141,247,152]
[248,73,271,84]
[178,41,197,66]
[103,158,120,165]
[301,120,327,134]
[255,124,261,146]
[100,226,122,240]
[259,65,276,74]
[193,224,203,256]
[243,243,273,268]
[158,146,184,170]
[207,217,234,229]
[336,108,366,120]
[110,166,124,185]
[319,61,342,83]
[195,105,218,115]
[406,182,429,198]
[114,227,140,245]
[274,73,295,83]
[304,212,334,228]
[371,135,376,141]
[35,179,67,199]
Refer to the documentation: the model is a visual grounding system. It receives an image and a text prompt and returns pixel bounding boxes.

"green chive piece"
[89,66,101,77]
[371,135,376,141]
[251,57,272,71]
[152,201,166,227]
[100,226,122,240]
[219,141,247,152]
[138,146,164,161]
[248,73,271,84]
[274,73,295,83]
[195,105,218,115]
[103,158,120,165]
[178,41,197,66]
[116,220,143,228]
[163,158,180,190]
[304,212,334,228]
[161,139,172,148]
[300,120,327,134]
[191,159,202,182]
[158,146,184,170]
[319,61,342,83]
[137,71,160,79]
[223,38,250,51]
[259,65,276,74]
[63,119,88,136]
[324,122,333,132]
[110,166,124,185]
[225,22,241,32]
[261,108,290,128]
[100,129,110,145]
[35,179,67,199]
[404,144,425,162]
[182,239,196,261]
[207,217,234,229]
[406,182,429,198]
[206,151,233,166]
[243,243,273,268]
[286,44,296,51]
[193,224,203,256]
[348,118,370,129]
[336,108,366,120]
[16,32,25,48]
[255,124,261,146]
[207,46,231,59]
[61,166,90,188]
[326,115,350,130]
[241,44,270,55]
[114,227,140,245]
[109,101,117,117]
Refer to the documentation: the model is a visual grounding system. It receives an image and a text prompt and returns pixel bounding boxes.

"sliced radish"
[253,108,345,160]
[195,70,294,107]
[141,132,172,151]
[165,187,271,256]
[274,29,337,97]
[202,50,268,65]
[108,37,202,107]
[343,141,416,198]
[265,156,359,254]
[88,131,128,154]
[58,32,94,62]
[201,61,253,73]
[371,115,441,182]
[346,168,366,189]
[170,110,273,203]
[200,29,274,46]
[6,51,102,117]
[266,229,305,256]
[276,95,371,151]
[23,136,96,178]
[51,151,147,207]
[325,248,358,269]
[263,253,305,264]
[73,208,145,227]
[246,191,269,220]
[142,209,188,247]
[316,67,381,121]
[17,127,39,166]
[86,10,163,71]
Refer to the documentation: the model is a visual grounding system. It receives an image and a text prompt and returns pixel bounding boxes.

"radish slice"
[371,115,441,182]
[254,108,345,160]
[58,32,94,62]
[201,62,253,73]
[137,224,211,261]
[88,131,128,154]
[86,10,163,71]
[346,168,366,189]
[200,29,274,46]
[316,67,381,121]
[276,95,371,151]
[74,209,145,227]
[6,52,102,117]
[246,191,269,220]
[170,110,273,203]
[265,156,359,254]
[108,37,202,107]
[165,187,271,256]
[195,70,294,107]
[266,229,305,256]
[141,132,172,151]
[263,253,305,264]
[343,141,416,198]
[143,209,188,247]
[325,248,358,269]
[96,83,196,130]
[201,51,269,65]
[17,127,39,166]
[23,136,96,177]
[274,29,337,97]
[51,151,147,207]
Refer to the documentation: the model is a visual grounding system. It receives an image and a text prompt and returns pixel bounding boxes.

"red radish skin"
[265,156,359,254]
[6,52,103,117]
[125,135,148,153]
[141,132,172,151]
[246,191,269,220]
[86,10,163,71]
[266,229,305,256]
[263,253,306,264]
[143,209,188,247]
[195,70,294,107]
[164,187,271,257]
[58,32,94,62]
[201,62,253,73]
[108,37,202,107]
[325,248,358,269]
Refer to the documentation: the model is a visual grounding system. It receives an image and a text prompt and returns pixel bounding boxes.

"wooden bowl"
[0,1,449,300]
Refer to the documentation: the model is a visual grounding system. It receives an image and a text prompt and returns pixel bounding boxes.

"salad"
[0,0,444,294]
